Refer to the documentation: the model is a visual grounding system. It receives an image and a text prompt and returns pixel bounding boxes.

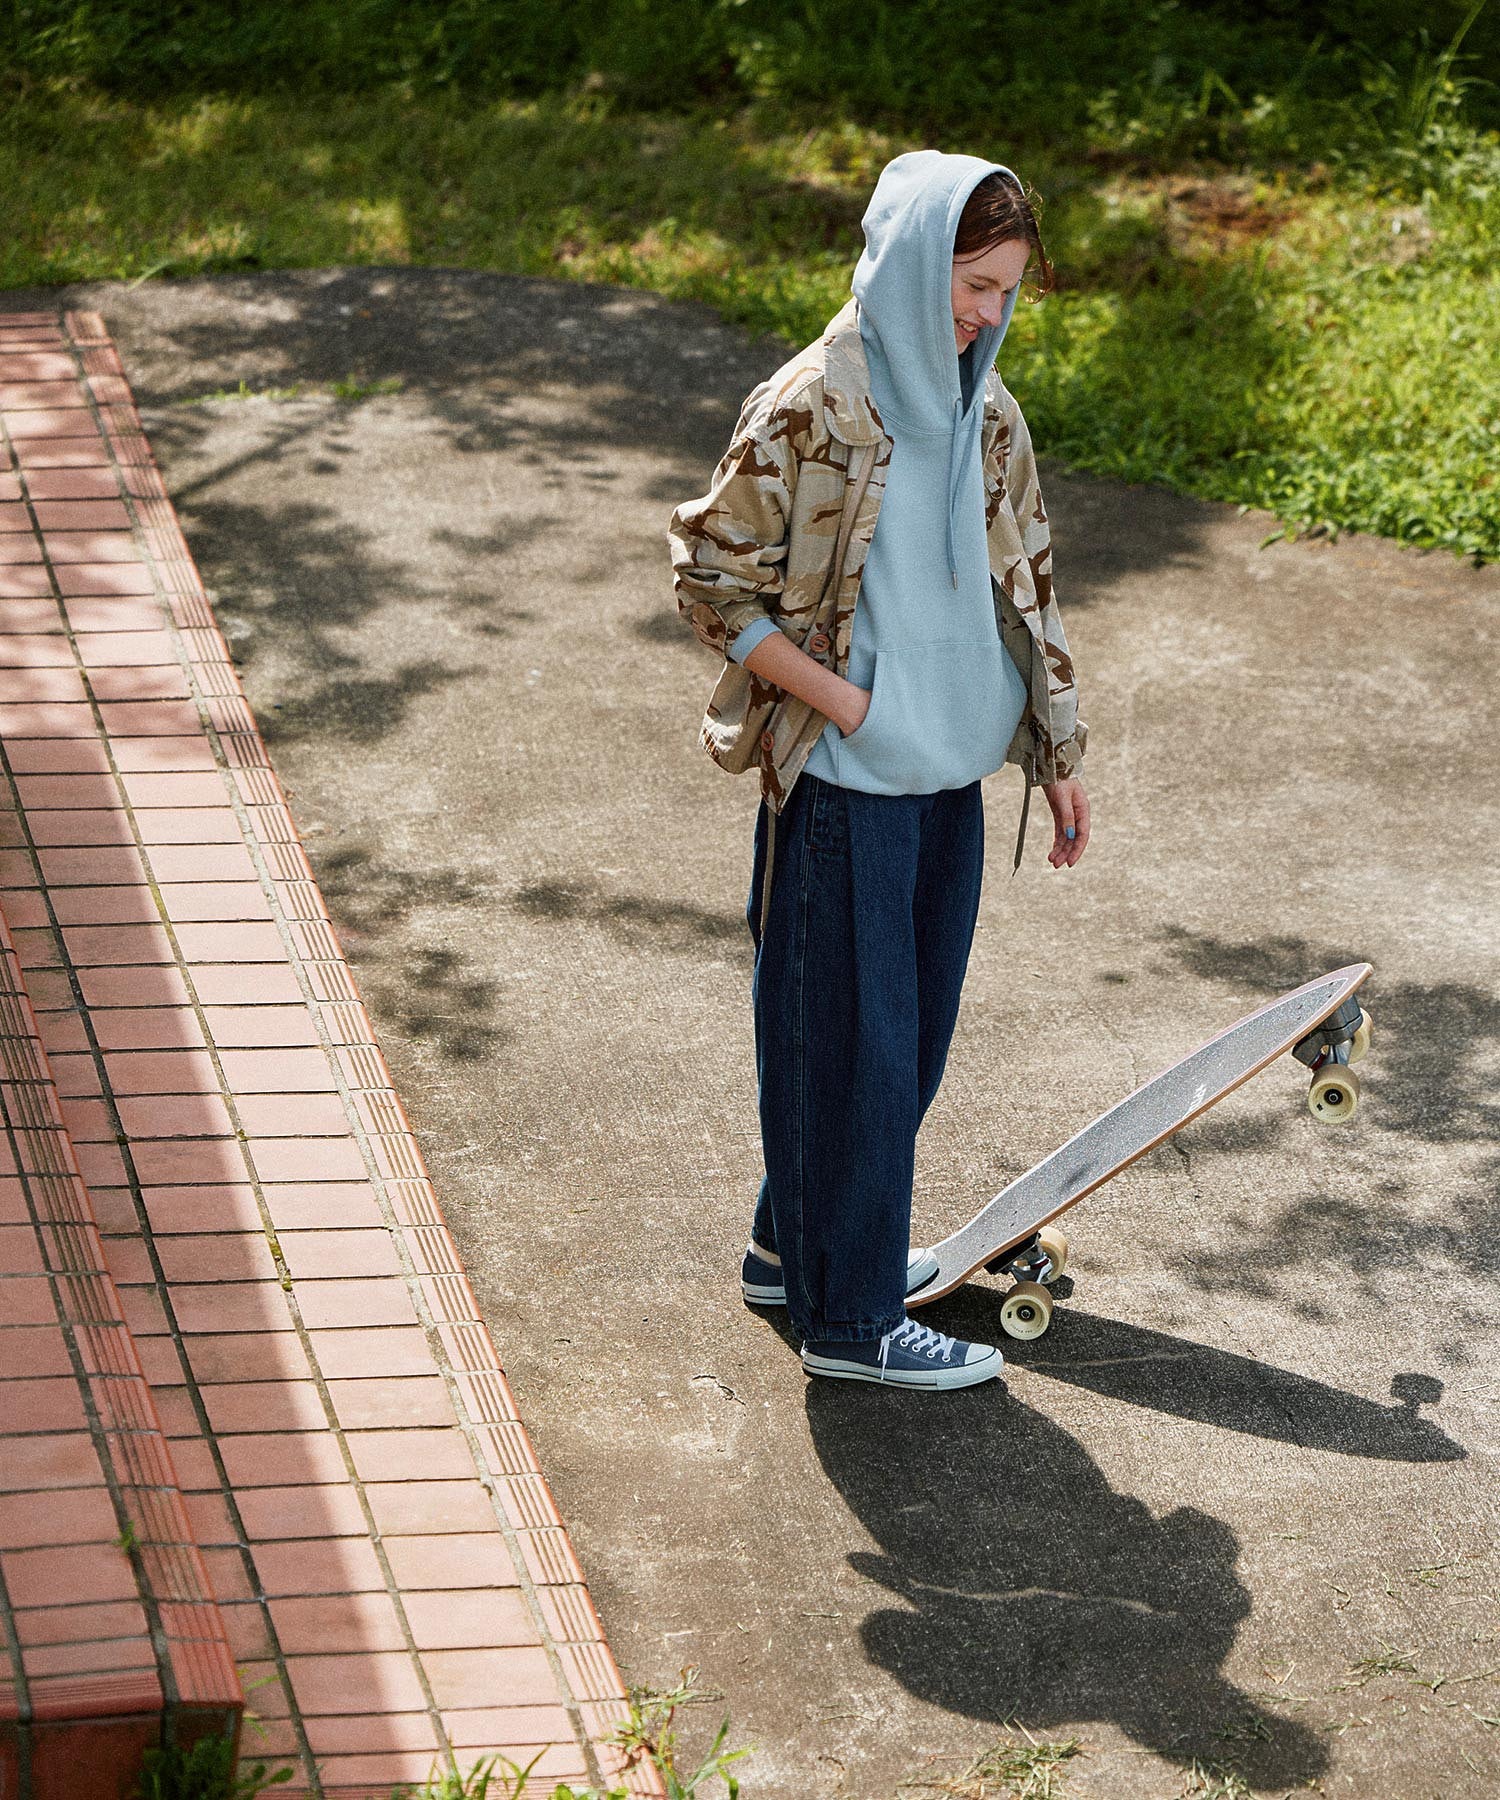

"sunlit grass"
[4,81,1495,557]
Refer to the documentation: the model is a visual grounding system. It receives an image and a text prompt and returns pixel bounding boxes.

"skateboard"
[907,964,1373,1340]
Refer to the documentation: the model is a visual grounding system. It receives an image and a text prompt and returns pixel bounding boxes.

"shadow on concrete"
[512,876,742,951]
[3,262,1236,762]
[1159,925,1500,1149]
[164,485,490,749]
[313,844,505,1063]
[1153,929,1500,1309]
[806,1379,1330,1789]
[1012,1309,1465,1463]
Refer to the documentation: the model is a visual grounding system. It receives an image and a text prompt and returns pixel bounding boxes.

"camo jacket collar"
[819,300,887,447]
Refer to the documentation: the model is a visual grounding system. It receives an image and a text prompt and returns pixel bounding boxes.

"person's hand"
[836,681,872,737]
[1042,777,1090,868]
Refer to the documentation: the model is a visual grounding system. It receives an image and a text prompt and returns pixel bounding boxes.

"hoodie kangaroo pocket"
[833,639,1025,793]
[837,653,886,750]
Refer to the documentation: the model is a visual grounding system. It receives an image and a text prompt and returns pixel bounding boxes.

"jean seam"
[788,827,813,1334]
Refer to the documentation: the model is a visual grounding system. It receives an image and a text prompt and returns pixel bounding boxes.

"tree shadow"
[1149,929,1500,1311]
[1008,1308,1464,1463]
[313,844,505,1064]
[9,252,1244,686]
[512,876,742,951]
[806,1379,1330,1788]
[149,477,535,753]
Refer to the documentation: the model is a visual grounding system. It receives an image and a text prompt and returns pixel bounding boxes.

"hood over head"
[852,150,1027,585]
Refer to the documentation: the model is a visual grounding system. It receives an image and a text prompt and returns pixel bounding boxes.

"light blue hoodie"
[734,150,1031,797]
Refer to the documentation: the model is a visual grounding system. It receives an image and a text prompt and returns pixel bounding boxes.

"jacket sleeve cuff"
[727,616,782,667]
[1052,726,1087,782]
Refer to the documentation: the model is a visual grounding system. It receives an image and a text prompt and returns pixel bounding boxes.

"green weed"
[178,374,400,404]
[1178,1762,1251,1800]
[1341,1640,1421,1686]
[132,1739,292,1800]
[607,1670,748,1798]
[900,1725,1083,1799]
[330,374,406,402]
[391,1669,748,1799]
[1214,1713,1272,1747]
[392,1761,526,1798]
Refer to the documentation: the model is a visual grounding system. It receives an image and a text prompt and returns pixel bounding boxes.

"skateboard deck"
[907,964,1373,1335]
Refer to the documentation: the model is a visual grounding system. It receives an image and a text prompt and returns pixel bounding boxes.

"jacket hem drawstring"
[759,810,777,939]
[1011,760,1034,874]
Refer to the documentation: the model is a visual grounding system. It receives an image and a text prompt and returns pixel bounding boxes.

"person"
[668,151,1089,1391]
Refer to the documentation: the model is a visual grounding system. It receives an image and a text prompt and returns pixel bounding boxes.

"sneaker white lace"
[880,1318,957,1370]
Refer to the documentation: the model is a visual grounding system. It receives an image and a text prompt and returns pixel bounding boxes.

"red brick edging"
[0,900,241,1796]
[0,309,658,1798]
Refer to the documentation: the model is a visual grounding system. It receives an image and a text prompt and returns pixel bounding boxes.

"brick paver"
[0,311,654,1798]
[0,904,242,1799]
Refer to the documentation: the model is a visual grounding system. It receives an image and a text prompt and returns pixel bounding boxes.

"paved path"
[10,268,1497,1800]
[0,307,652,1798]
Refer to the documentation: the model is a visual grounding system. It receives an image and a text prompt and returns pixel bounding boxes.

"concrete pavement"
[9,266,1496,1799]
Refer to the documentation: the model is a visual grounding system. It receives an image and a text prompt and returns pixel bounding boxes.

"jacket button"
[809,632,830,653]
[761,730,775,750]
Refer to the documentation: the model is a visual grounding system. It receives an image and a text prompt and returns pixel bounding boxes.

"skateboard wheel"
[999,1281,1053,1340]
[1348,1010,1373,1065]
[1309,1066,1360,1124]
[1037,1225,1070,1282]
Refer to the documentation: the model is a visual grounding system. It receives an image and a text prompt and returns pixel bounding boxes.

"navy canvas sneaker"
[742,1241,940,1307]
[801,1318,1003,1389]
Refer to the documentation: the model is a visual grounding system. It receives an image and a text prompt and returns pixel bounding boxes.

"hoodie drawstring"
[946,395,962,588]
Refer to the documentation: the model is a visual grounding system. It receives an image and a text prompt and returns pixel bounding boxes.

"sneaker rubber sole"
[800,1344,1003,1390]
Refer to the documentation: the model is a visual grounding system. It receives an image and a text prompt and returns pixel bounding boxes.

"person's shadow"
[806,1376,1331,1788]
[1013,1308,1464,1462]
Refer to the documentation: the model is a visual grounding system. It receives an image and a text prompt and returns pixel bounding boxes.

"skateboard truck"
[986,1230,1053,1283]
[1292,997,1372,1124]
[984,1225,1071,1340]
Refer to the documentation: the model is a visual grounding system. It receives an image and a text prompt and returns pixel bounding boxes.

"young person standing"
[669,151,1089,1391]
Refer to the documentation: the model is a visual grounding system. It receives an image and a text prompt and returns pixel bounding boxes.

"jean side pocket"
[805,776,848,859]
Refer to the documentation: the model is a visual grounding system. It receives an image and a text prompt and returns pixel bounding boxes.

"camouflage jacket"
[667,297,1086,814]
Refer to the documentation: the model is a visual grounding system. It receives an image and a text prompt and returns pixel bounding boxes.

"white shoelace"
[880,1318,957,1372]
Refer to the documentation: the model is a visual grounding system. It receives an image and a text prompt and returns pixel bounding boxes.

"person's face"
[951,237,1031,354]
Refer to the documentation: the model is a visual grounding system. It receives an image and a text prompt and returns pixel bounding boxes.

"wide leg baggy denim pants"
[746,771,986,1344]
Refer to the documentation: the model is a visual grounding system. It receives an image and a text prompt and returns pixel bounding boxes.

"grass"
[1177,1763,1251,1800]
[138,1670,748,1800]
[1341,1640,1421,1686]
[899,1726,1084,1799]
[178,374,406,405]
[3,50,1497,561]
[132,1739,291,1800]
[385,1669,747,1798]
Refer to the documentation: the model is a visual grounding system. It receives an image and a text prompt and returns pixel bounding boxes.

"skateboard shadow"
[806,1381,1330,1788]
[1009,1308,1466,1463]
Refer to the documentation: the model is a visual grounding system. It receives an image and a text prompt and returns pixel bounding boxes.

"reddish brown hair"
[954,171,1055,297]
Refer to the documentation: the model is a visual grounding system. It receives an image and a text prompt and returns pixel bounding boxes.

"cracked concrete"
[8,266,1496,1799]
